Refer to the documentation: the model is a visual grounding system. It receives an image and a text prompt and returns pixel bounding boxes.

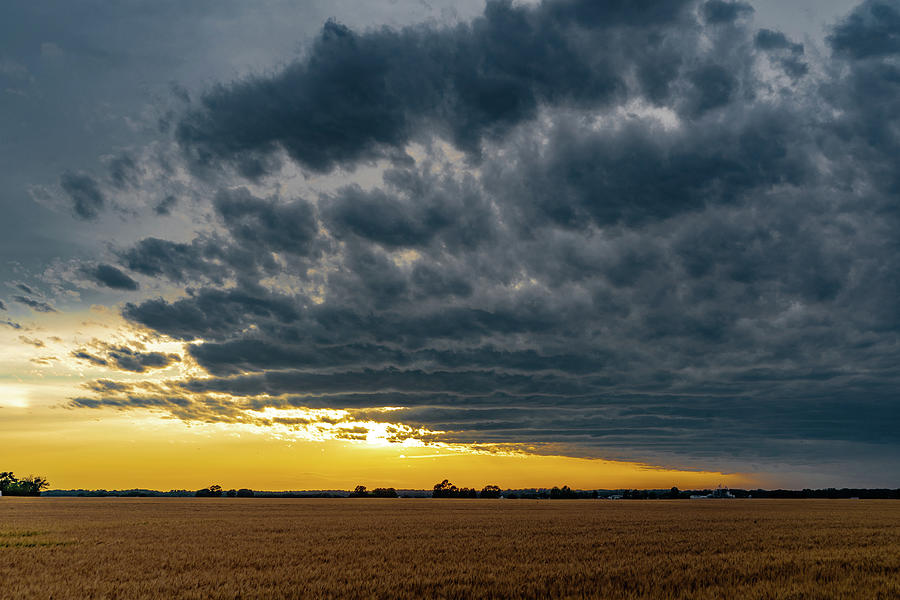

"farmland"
[1,498,898,599]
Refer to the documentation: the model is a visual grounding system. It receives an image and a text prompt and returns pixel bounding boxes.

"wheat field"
[1,498,898,599]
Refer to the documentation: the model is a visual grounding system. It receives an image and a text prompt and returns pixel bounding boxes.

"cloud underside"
[72,0,900,474]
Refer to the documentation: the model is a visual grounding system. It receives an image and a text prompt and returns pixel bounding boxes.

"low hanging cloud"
[72,342,181,373]
[64,0,900,482]
[13,295,56,313]
[19,336,45,348]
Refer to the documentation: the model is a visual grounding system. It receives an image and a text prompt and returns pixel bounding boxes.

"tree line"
[0,472,49,496]
[13,474,900,500]
[432,480,503,498]
[195,485,255,497]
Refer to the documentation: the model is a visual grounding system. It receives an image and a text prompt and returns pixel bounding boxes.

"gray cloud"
[214,188,320,256]
[59,171,105,220]
[323,166,494,250]
[701,0,755,23]
[153,195,178,216]
[108,153,141,190]
[104,346,180,373]
[175,0,700,177]
[123,285,302,341]
[828,0,900,58]
[13,295,56,313]
[72,343,181,373]
[72,350,108,367]
[118,237,228,284]
[82,264,139,291]
[16,283,38,295]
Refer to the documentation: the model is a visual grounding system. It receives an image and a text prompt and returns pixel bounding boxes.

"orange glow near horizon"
[0,309,760,492]
[2,404,758,491]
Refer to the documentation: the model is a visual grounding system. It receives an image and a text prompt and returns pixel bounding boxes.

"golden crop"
[1,498,898,599]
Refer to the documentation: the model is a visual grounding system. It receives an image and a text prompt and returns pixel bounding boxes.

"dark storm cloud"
[754,28,802,53]
[827,0,900,58]
[59,171,105,220]
[176,0,698,176]
[754,29,808,79]
[82,264,139,291]
[323,166,494,250]
[13,295,56,313]
[118,237,227,284]
[186,340,605,376]
[825,1,900,196]
[213,188,320,256]
[701,0,754,23]
[123,284,301,341]
[65,0,900,482]
[485,108,810,229]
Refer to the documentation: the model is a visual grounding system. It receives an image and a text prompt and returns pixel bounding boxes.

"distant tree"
[195,484,223,497]
[480,485,502,499]
[0,472,49,496]
[225,489,237,497]
[550,485,578,499]
[27,476,50,494]
[235,488,254,497]
[372,488,398,498]
[669,486,680,499]
[350,485,370,497]
[433,479,459,498]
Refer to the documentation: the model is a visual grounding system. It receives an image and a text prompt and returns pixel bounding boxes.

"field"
[1,498,898,599]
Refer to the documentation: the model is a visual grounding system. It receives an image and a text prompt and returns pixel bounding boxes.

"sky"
[2,0,898,491]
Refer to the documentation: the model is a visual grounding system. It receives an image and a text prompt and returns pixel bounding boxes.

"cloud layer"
[48,0,900,479]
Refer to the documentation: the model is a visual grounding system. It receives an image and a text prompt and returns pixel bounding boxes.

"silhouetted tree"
[350,485,370,497]
[550,485,578,499]
[433,479,459,498]
[372,488,398,498]
[0,472,49,496]
[480,485,502,499]
[225,489,237,497]
[195,484,223,497]
[236,488,254,497]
